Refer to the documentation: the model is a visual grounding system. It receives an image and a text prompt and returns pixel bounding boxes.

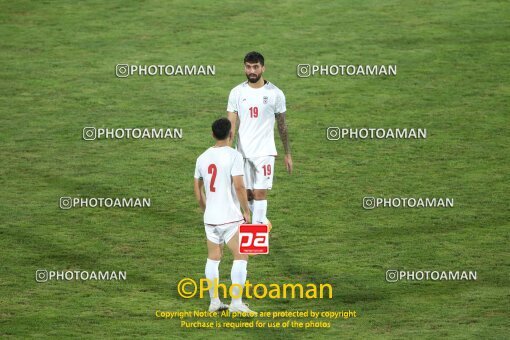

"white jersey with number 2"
[194,146,244,225]
[227,81,286,158]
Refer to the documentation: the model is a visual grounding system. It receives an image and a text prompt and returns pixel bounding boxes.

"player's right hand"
[243,211,251,224]
[284,154,293,174]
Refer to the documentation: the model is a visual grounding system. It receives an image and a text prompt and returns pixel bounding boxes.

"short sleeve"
[194,159,202,179]
[231,152,244,177]
[275,89,286,114]
[227,88,238,113]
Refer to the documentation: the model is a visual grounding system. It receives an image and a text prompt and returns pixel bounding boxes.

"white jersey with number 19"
[194,146,245,225]
[227,81,286,159]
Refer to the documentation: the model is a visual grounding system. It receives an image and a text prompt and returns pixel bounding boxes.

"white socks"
[205,258,220,303]
[230,260,247,306]
[206,258,248,306]
[252,200,267,225]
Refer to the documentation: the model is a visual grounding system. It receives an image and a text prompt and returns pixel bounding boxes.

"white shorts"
[243,156,275,190]
[204,220,243,245]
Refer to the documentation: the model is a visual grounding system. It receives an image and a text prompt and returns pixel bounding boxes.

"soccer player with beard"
[227,51,293,227]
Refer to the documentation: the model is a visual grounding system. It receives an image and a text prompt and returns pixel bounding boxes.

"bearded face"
[244,62,265,83]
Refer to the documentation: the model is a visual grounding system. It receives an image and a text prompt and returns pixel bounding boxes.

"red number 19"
[249,106,258,118]
[262,164,271,176]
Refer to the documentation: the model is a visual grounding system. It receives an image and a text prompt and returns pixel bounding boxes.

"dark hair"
[244,51,264,66]
[211,118,231,140]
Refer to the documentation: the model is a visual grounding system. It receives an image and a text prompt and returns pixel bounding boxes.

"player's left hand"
[284,154,293,174]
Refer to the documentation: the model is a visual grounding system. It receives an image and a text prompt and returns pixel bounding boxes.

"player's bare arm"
[276,112,293,174]
[232,175,251,223]
[193,179,206,212]
[227,111,237,147]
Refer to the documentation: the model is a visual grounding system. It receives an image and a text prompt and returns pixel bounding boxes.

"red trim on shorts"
[205,218,244,227]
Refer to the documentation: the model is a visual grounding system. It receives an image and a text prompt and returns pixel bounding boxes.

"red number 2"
[208,164,217,192]
[262,164,271,176]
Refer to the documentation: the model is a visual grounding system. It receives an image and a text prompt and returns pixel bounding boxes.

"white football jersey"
[194,146,245,225]
[227,81,286,158]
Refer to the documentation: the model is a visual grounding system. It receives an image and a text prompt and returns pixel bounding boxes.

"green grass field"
[1,0,508,338]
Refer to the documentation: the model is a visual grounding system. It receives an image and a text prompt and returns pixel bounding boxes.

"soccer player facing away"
[227,51,292,226]
[194,118,257,314]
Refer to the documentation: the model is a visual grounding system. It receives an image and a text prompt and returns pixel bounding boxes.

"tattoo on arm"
[276,112,291,155]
